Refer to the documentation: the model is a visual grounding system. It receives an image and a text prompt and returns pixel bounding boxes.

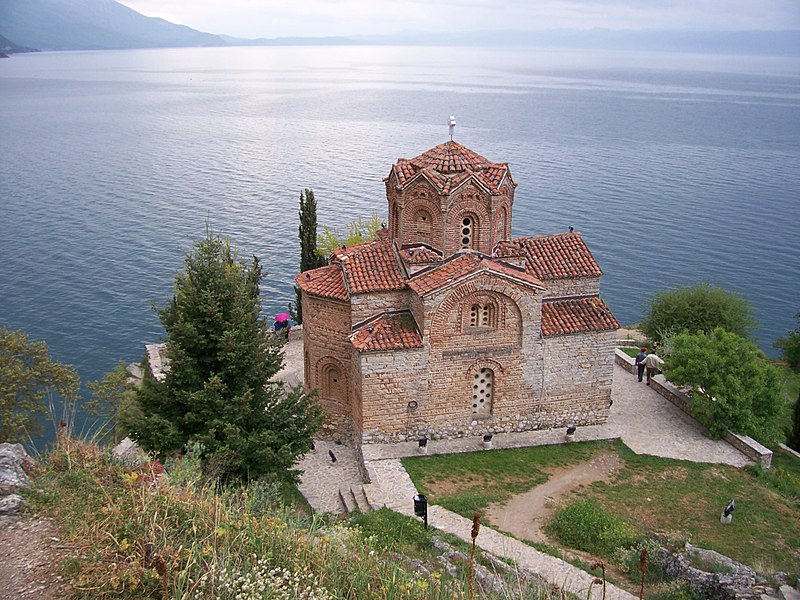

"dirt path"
[0,516,74,599]
[485,451,623,543]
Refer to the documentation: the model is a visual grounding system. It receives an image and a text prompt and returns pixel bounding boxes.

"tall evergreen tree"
[790,391,800,452]
[125,226,321,482]
[295,188,324,324]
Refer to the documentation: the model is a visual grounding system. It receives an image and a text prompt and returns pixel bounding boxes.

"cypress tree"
[295,188,324,324]
[125,226,322,482]
[790,391,800,452]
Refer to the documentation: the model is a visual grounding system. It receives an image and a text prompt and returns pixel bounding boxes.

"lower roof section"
[541,296,619,337]
[350,311,423,353]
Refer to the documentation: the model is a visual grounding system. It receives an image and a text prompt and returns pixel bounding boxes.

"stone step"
[362,483,387,511]
[351,485,371,513]
[338,486,357,513]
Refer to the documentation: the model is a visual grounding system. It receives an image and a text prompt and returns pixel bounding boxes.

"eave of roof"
[294,264,349,301]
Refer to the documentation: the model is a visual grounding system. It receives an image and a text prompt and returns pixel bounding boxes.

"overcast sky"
[117,0,800,39]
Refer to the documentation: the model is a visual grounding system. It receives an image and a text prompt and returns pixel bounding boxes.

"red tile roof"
[541,297,619,337]
[391,141,513,194]
[399,246,442,265]
[409,252,545,296]
[294,265,349,301]
[350,312,423,352]
[495,233,603,280]
[332,240,407,294]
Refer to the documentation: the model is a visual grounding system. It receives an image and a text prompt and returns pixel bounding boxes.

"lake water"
[1,46,799,424]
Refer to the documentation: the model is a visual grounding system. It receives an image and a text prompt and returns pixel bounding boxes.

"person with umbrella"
[274,312,291,338]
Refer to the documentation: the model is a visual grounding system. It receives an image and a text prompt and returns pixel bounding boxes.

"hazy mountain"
[223,29,799,56]
[336,29,800,56]
[0,0,226,51]
[0,33,39,56]
[0,0,796,56]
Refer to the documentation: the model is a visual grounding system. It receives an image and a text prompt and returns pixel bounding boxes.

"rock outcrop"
[0,443,35,515]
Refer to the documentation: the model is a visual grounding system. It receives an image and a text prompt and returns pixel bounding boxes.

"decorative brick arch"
[430,279,525,347]
[448,201,490,254]
[401,196,442,248]
[315,356,348,405]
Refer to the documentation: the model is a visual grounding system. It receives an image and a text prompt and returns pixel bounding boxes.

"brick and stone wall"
[351,290,412,326]
[444,183,494,255]
[302,294,356,436]
[541,277,600,299]
[540,330,616,427]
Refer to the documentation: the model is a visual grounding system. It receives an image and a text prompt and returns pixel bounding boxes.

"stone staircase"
[338,483,387,514]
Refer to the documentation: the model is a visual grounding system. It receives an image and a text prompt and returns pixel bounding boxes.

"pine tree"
[294,188,324,324]
[125,226,322,482]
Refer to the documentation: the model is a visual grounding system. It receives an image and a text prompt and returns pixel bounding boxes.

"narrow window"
[471,368,494,417]
[470,304,479,327]
[461,216,473,249]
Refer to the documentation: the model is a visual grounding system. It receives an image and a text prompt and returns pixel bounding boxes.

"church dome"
[391,140,514,194]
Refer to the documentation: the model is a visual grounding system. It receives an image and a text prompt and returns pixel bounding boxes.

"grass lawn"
[402,440,609,516]
[403,440,800,574]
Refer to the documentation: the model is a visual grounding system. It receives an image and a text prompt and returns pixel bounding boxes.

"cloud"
[118,0,800,38]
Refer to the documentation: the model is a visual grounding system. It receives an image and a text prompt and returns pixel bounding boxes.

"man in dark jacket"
[634,347,647,382]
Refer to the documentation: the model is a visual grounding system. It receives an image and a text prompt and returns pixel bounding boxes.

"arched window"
[460,216,474,249]
[414,209,432,245]
[321,362,346,403]
[468,302,497,328]
[471,367,494,417]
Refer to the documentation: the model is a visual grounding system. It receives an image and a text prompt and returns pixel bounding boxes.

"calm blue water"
[1,47,799,432]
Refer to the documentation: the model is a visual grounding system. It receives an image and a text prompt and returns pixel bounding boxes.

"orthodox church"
[295,137,619,444]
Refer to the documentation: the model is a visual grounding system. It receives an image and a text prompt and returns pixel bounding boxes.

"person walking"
[644,351,664,386]
[634,347,647,382]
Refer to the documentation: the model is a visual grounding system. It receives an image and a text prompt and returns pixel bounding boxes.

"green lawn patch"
[402,440,610,516]
[404,440,800,574]
[574,445,800,573]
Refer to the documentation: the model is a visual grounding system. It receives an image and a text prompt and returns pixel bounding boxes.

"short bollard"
[413,493,428,529]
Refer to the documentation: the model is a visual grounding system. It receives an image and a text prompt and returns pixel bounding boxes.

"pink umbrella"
[275,312,291,322]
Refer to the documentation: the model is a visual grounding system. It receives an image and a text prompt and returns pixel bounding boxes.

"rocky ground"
[0,516,74,599]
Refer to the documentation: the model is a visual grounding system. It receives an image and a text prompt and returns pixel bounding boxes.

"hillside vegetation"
[25,436,564,599]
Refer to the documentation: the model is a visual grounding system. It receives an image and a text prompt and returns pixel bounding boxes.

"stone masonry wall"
[302,294,356,436]
[540,330,616,427]
[351,290,412,326]
[541,277,600,299]
[360,274,552,443]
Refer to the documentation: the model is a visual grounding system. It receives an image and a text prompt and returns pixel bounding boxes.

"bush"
[614,539,668,584]
[775,313,800,372]
[640,282,755,344]
[664,328,784,445]
[547,498,640,556]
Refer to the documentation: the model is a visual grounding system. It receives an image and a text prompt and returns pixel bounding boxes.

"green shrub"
[665,328,784,445]
[640,282,755,345]
[614,539,668,584]
[546,498,640,556]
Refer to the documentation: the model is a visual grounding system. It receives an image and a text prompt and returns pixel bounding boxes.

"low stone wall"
[658,543,777,600]
[615,349,773,469]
